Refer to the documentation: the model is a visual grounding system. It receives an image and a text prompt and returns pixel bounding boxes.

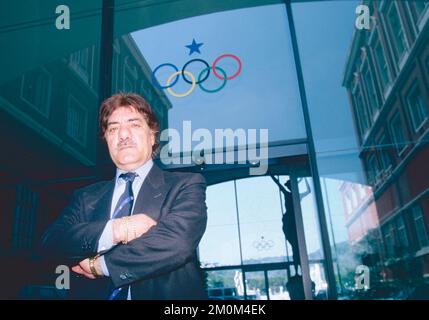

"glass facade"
[0,0,428,300]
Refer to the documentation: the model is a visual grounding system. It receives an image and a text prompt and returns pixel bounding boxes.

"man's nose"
[118,125,131,140]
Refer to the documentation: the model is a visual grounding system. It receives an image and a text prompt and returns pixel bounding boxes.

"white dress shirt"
[96,160,153,298]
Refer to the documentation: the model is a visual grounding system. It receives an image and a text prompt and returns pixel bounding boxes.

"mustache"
[116,140,136,149]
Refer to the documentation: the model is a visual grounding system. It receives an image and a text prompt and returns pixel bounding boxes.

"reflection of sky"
[131,2,358,266]
[132,4,306,152]
[293,0,359,152]
[198,176,350,266]
[292,0,365,184]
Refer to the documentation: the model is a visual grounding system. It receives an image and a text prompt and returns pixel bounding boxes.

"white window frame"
[123,56,138,92]
[389,112,407,156]
[353,83,370,139]
[405,0,429,33]
[362,62,380,121]
[378,132,393,173]
[367,154,379,185]
[396,215,409,248]
[385,1,409,69]
[412,205,429,249]
[69,47,93,84]
[20,67,52,119]
[406,81,428,132]
[370,30,392,97]
[66,94,88,147]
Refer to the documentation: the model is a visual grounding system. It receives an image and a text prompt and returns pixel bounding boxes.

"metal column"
[284,0,338,299]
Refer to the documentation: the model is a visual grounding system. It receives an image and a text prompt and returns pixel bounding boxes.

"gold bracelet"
[89,255,100,277]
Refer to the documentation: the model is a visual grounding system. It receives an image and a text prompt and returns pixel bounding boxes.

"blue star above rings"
[185,39,203,55]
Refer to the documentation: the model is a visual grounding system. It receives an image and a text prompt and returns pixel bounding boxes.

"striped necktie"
[112,172,137,219]
[109,172,137,300]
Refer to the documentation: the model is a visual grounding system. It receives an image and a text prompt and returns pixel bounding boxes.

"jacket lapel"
[132,164,172,221]
[87,179,115,222]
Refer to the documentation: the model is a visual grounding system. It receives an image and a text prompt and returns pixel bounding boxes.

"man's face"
[105,106,155,171]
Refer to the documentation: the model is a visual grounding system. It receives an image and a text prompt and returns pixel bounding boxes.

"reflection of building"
[112,35,171,132]
[343,1,429,286]
[0,35,171,298]
[0,34,170,167]
[340,182,379,243]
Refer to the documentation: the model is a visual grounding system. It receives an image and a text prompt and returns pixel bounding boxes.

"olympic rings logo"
[252,236,274,251]
[151,53,242,98]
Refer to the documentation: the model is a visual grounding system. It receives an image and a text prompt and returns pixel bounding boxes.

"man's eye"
[131,123,141,128]
[108,127,118,133]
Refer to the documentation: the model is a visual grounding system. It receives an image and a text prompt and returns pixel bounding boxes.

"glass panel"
[309,262,328,299]
[205,269,243,300]
[378,133,393,172]
[267,269,289,300]
[409,0,429,25]
[0,1,102,168]
[236,176,287,265]
[389,113,407,155]
[373,34,391,91]
[244,271,268,300]
[113,3,306,160]
[412,205,429,249]
[199,181,241,267]
[362,66,379,119]
[294,0,429,300]
[406,82,428,131]
[0,1,103,299]
[386,2,407,60]
[354,89,370,137]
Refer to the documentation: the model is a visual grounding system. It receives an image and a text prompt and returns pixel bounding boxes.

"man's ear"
[150,131,155,146]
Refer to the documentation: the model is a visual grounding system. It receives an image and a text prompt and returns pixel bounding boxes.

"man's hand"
[71,257,103,279]
[112,213,157,244]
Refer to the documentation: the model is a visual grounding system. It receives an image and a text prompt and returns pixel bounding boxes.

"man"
[41,93,208,300]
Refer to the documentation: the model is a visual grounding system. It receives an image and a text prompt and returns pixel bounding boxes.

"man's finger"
[72,265,84,274]
[72,264,97,279]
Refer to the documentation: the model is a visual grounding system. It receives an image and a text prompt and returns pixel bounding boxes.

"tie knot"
[119,172,137,183]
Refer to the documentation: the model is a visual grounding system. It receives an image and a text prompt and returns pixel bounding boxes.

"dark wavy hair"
[99,92,160,158]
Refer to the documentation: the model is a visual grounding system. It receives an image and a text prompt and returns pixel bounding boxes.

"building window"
[141,79,153,104]
[20,67,52,118]
[406,82,428,131]
[66,95,88,147]
[389,113,407,155]
[382,223,394,258]
[363,65,379,118]
[408,0,429,26]
[123,57,137,92]
[112,51,120,93]
[354,88,370,137]
[395,215,409,255]
[385,2,408,62]
[13,185,38,249]
[373,34,391,92]
[378,133,393,172]
[367,154,379,186]
[412,205,429,249]
[70,47,92,84]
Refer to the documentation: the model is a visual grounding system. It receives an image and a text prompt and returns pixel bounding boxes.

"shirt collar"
[115,159,153,185]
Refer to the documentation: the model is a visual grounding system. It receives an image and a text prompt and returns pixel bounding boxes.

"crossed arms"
[41,174,207,288]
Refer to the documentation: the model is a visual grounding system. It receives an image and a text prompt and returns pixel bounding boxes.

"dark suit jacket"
[41,164,208,300]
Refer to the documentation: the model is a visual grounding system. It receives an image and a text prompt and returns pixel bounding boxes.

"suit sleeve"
[40,190,109,260]
[103,173,207,288]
